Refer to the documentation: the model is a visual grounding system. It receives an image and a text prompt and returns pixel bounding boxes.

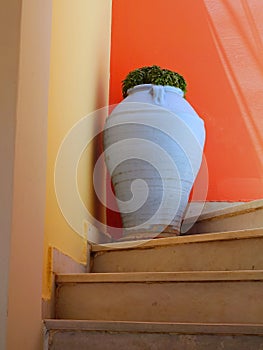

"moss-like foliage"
[122,65,187,98]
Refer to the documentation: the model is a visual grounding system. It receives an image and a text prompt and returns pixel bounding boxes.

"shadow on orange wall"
[107,0,263,231]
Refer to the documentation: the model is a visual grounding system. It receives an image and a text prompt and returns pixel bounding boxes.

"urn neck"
[127,84,184,98]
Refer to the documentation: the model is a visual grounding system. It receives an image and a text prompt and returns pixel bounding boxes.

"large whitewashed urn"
[103,84,206,239]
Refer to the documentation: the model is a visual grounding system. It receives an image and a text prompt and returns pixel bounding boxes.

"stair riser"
[92,237,263,273]
[56,280,263,323]
[46,330,263,350]
[185,208,263,234]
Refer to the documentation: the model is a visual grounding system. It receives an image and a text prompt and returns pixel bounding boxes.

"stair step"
[44,320,263,350]
[56,270,263,324]
[183,199,263,234]
[91,228,263,273]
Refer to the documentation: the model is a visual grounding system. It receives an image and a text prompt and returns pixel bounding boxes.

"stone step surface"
[44,320,263,350]
[182,199,263,234]
[91,229,263,273]
[56,270,263,324]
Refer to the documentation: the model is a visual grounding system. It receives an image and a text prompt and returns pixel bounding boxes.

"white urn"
[104,84,206,240]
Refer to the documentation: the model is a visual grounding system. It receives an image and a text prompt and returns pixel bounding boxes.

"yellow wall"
[43,0,112,299]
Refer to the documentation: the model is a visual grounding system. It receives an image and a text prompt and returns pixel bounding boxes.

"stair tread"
[91,228,263,252]
[56,270,263,283]
[44,319,263,335]
[184,199,263,223]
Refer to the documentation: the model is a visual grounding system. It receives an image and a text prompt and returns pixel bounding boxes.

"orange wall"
[109,0,263,214]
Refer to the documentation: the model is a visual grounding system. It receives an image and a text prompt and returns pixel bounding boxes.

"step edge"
[91,228,263,253]
[56,270,263,284]
[43,320,263,335]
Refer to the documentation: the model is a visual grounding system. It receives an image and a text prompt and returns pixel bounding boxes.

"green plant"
[122,65,187,98]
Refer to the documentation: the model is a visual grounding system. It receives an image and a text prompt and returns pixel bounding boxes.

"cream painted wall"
[1,1,52,349]
[43,0,112,299]
[0,1,21,348]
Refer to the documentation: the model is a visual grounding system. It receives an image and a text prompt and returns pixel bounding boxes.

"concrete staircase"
[44,201,263,349]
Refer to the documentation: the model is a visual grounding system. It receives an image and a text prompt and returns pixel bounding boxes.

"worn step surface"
[44,320,263,350]
[91,229,263,273]
[56,270,263,324]
[182,200,263,234]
